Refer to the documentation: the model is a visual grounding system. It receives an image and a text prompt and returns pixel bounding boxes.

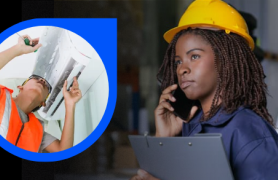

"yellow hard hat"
[163,0,254,50]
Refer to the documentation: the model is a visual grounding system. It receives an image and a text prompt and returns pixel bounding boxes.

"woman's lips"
[180,81,194,89]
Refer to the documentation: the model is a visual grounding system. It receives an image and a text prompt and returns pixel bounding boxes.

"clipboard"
[128,133,234,180]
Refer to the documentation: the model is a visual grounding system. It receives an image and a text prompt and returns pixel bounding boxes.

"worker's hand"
[130,169,160,180]
[154,84,198,137]
[63,76,82,106]
[15,34,42,55]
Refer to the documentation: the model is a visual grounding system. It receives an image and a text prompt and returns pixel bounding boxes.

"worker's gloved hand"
[130,169,160,180]
[16,34,42,55]
[63,76,82,106]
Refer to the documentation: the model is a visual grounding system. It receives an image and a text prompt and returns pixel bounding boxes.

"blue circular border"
[0,18,117,162]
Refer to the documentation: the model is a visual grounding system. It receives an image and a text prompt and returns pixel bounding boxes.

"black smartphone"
[168,85,199,120]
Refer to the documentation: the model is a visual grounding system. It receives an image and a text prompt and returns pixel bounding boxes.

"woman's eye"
[174,60,182,66]
[191,55,200,60]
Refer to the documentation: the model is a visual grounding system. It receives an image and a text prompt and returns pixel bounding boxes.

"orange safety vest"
[0,85,43,152]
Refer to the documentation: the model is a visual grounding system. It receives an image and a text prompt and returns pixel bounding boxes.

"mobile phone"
[168,85,199,120]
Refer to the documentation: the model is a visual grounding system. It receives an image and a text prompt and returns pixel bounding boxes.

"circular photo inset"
[0,19,116,162]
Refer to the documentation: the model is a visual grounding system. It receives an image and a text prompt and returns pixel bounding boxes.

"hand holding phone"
[168,84,200,120]
[154,84,199,137]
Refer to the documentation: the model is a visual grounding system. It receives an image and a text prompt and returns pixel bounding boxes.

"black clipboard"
[128,134,234,180]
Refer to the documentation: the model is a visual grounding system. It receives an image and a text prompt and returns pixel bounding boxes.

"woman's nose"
[177,62,191,75]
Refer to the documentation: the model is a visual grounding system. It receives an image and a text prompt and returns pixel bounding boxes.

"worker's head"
[17,75,52,112]
[164,0,254,50]
[157,0,273,125]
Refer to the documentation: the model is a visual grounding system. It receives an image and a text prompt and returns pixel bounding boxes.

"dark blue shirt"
[182,106,278,180]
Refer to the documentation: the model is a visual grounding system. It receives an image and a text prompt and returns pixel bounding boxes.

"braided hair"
[157,28,274,126]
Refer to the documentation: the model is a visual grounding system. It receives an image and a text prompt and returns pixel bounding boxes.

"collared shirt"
[182,106,278,180]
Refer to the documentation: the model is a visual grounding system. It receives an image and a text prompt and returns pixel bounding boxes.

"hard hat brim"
[163,24,255,50]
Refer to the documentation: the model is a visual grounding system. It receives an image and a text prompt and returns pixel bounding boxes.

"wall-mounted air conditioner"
[33,26,101,121]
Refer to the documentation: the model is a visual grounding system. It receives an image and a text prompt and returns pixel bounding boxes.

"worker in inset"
[0,35,82,152]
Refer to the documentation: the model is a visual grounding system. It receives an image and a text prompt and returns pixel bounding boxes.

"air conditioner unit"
[33,26,98,121]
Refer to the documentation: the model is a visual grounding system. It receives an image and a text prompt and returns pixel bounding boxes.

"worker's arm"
[44,77,82,152]
[0,35,41,70]
[43,103,76,152]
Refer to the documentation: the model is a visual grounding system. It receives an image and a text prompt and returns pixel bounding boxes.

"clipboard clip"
[144,131,149,148]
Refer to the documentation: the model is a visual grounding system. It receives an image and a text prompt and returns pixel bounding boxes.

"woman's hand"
[154,84,198,137]
[15,34,42,55]
[130,169,160,180]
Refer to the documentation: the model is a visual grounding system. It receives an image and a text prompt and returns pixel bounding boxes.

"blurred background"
[21,0,278,179]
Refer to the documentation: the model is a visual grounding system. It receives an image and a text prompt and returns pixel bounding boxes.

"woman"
[131,0,278,179]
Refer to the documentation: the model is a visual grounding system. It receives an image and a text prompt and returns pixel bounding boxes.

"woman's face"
[174,33,218,102]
